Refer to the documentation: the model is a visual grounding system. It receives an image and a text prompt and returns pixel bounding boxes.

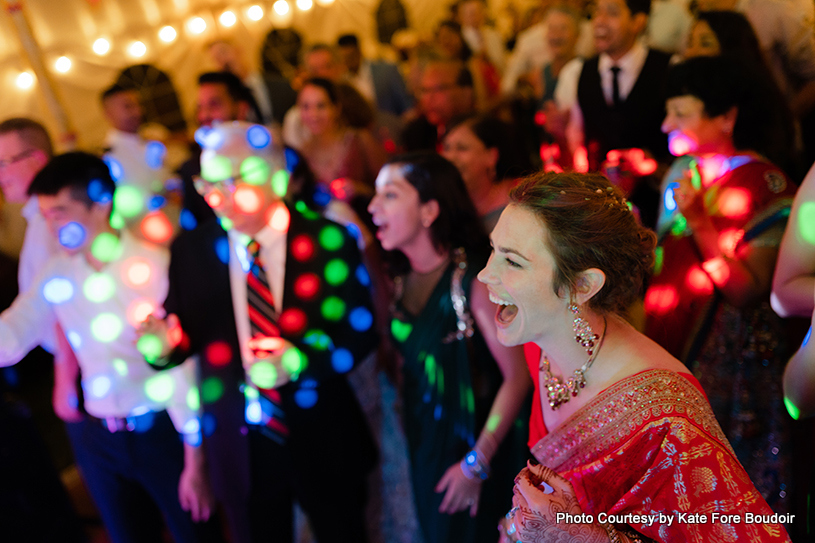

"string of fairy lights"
[8,0,337,91]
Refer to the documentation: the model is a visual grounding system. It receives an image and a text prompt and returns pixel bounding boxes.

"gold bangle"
[600,522,621,543]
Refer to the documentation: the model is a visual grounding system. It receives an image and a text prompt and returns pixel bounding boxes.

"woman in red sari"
[479,171,792,542]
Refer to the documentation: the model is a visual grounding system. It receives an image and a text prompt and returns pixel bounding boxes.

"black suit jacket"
[160,202,378,533]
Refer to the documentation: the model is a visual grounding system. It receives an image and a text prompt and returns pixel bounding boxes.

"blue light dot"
[201,413,217,436]
[147,195,166,211]
[66,331,82,349]
[346,223,361,240]
[145,141,167,170]
[434,404,443,420]
[246,125,272,149]
[349,307,373,332]
[88,179,112,204]
[194,127,225,150]
[42,277,74,304]
[182,418,201,435]
[331,348,354,373]
[294,388,318,409]
[89,375,112,398]
[664,182,678,212]
[246,400,263,423]
[104,156,124,182]
[215,237,230,264]
[355,264,370,287]
[313,185,331,207]
[58,222,86,249]
[804,327,813,347]
[183,432,203,446]
[179,209,198,230]
[284,147,300,172]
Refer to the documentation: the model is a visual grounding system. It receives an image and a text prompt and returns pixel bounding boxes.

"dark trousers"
[65,411,200,543]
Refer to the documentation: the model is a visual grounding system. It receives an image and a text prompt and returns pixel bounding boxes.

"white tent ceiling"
[0,0,460,150]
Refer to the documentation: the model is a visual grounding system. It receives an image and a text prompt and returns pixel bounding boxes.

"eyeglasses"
[193,175,237,198]
[0,149,35,169]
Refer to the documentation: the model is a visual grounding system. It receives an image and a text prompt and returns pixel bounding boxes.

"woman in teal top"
[368,152,531,543]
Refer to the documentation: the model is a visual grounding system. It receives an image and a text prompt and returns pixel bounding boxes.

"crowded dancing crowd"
[2,0,815,541]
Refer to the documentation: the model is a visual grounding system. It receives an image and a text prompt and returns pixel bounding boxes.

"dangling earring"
[570,303,599,356]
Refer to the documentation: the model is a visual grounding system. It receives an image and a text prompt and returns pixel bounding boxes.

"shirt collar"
[598,39,648,74]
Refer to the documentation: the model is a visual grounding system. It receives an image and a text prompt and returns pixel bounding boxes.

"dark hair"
[337,34,359,48]
[0,118,53,159]
[198,71,254,104]
[626,0,651,16]
[28,152,116,209]
[436,20,473,61]
[510,171,656,315]
[446,115,534,182]
[387,152,488,265]
[695,11,763,65]
[665,55,793,167]
[101,83,137,104]
[301,77,340,105]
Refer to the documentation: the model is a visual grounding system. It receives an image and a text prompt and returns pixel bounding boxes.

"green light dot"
[250,361,278,388]
[304,330,331,351]
[319,226,344,251]
[282,347,307,377]
[219,217,233,231]
[486,414,501,433]
[137,334,163,362]
[321,296,346,321]
[425,354,436,387]
[91,233,123,263]
[295,200,321,220]
[201,155,232,182]
[112,358,128,376]
[391,319,413,342]
[186,387,201,411]
[83,273,116,303]
[670,215,688,237]
[785,396,801,420]
[144,373,175,403]
[113,185,144,218]
[90,313,123,343]
[201,377,224,403]
[324,259,349,286]
[240,156,271,185]
[245,386,259,400]
[654,246,664,276]
[272,170,290,197]
[109,212,126,229]
[800,202,815,245]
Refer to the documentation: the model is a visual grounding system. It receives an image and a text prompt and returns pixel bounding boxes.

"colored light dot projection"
[125,259,151,286]
[234,186,262,213]
[272,170,290,198]
[331,348,353,373]
[486,414,501,433]
[799,202,815,244]
[250,361,278,389]
[59,222,86,249]
[90,313,123,342]
[195,127,225,150]
[240,156,271,185]
[104,156,124,181]
[201,377,224,403]
[295,200,321,220]
[112,358,128,376]
[179,209,198,231]
[113,185,144,218]
[66,331,82,349]
[653,247,664,276]
[717,188,751,218]
[282,347,307,377]
[246,400,263,423]
[43,277,74,304]
[294,388,318,408]
[147,195,166,211]
[718,229,744,258]
[145,141,167,170]
[294,273,320,300]
[664,183,678,212]
[186,387,201,411]
[391,319,413,342]
[324,259,349,286]
[269,205,290,231]
[109,212,126,229]
[355,264,370,287]
[785,396,801,420]
[201,155,232,182]
[89,375,112,399]
[292,234,315,261]
[127,300,155,326]
[91,233,123,263]
[219,217,234,231]
[83,273,115,303]
[319,225,344,251]
[247,125,272,149]
[668,131,694,157]
[279,308,308,335]
[304,330,332,351]
[349,307,373,332]
[205,341,232,366]
[137,333,163,363]
[321,296,346,321]
[88,179,113,204]
[145,373,175,403]
[206,192,224,208]
[644,286,679,315]
[685,267,713,295]
[215,236,231,263]
[670,215,688,237]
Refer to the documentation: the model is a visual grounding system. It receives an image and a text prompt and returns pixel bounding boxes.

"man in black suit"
[143,122,378,543]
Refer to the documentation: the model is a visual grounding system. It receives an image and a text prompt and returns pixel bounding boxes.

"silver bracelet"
[460,447,490,480]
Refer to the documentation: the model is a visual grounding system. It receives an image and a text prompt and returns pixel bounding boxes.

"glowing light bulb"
[128,41,147,58]
[297,0,313,10]
[274,0,290,15]
[159,26,177,43]
[187,17,207,35]
[54,56,71,73]
[220,10,237,26]
[93,38,111,55]
[16,72,34,89]
[247,5,264,20]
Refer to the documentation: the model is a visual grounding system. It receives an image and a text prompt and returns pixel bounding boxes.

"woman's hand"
[672,167,707,225]
[435,462,482,517]
[506,462,609,543]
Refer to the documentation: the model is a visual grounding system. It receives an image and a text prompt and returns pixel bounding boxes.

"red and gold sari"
[530,369,792,542]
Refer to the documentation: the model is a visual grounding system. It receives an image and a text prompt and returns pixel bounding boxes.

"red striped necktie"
[246,239,289,442]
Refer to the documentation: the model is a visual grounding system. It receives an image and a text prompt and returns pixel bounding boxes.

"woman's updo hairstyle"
[510,171,656,315]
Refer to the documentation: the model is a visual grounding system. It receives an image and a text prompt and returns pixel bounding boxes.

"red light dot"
[718,228,744,257]
[383,139,397,154]
[686,267,713,295]
[292,234,315,261]
[279,308,307,335]
[330,178,349,200]
[125,259,151,286]
[702,257,731,286]
[644,285,679,315]
[268,204,290,232]
[128,299,155,325]
[607,149,622,163]
[141,212,173,244]
[635,158,657,176]
[718,188,751,218]
[206,192,223,208]
[294,273,320,300]
[234,186,262,214]
[205,341,232,366]
[573,146,589,173]
[534,111,547,126]
[668,133,694,156]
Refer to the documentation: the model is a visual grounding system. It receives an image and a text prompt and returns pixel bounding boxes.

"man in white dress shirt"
[0,152,212,543]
